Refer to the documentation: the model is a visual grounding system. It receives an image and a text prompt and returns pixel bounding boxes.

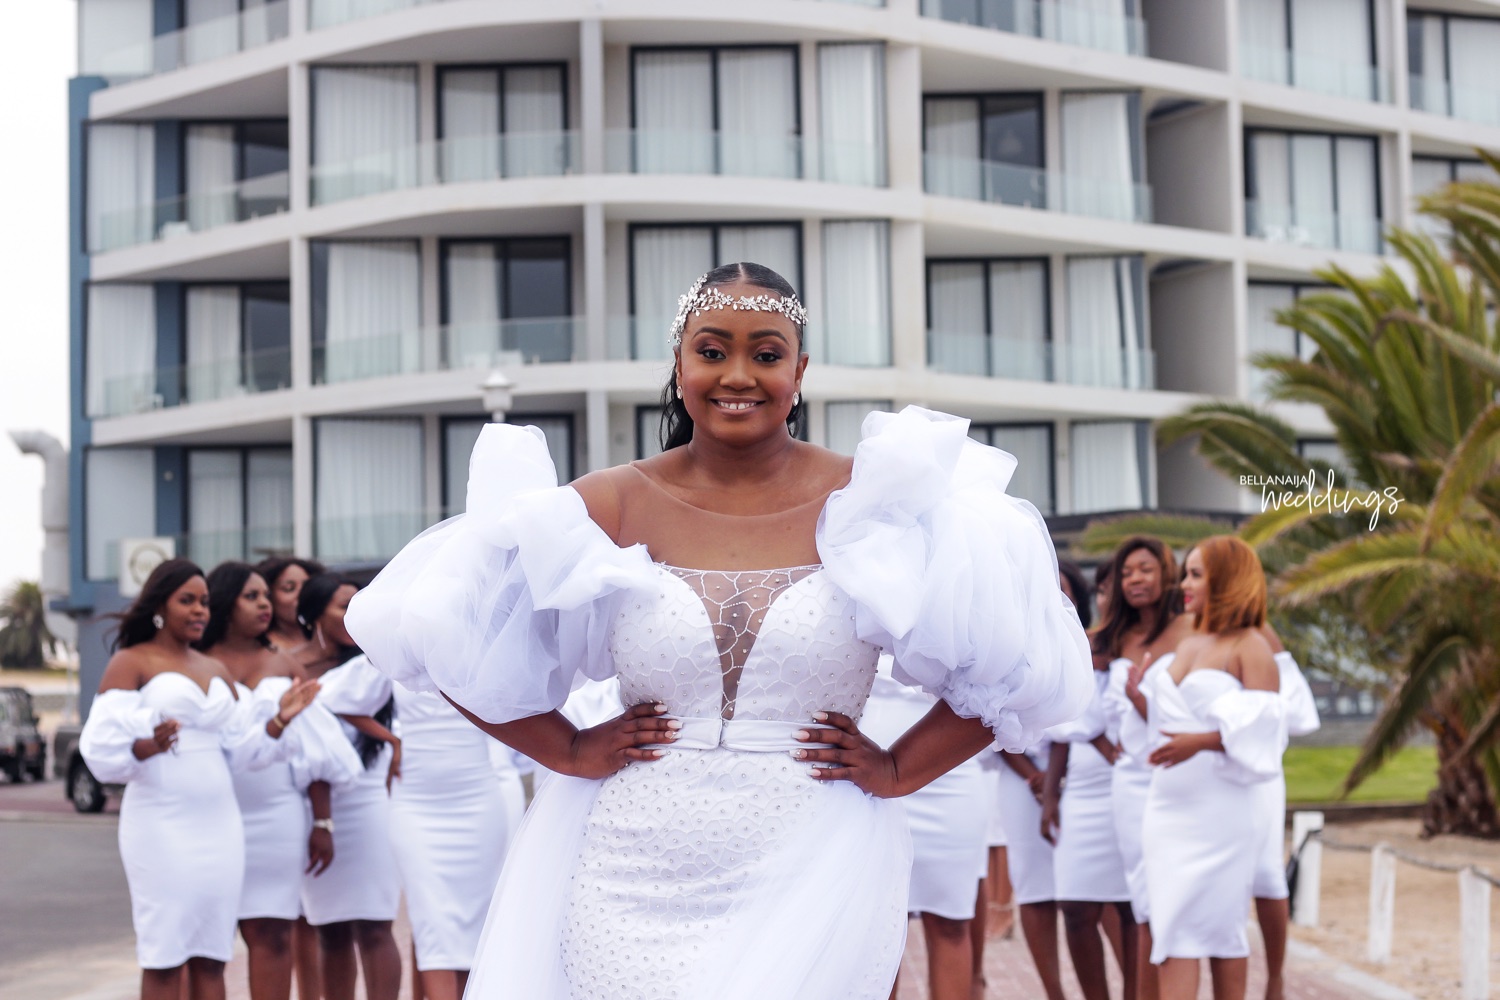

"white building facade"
[67,0,1500,640]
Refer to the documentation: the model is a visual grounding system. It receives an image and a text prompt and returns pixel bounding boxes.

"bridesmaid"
[197,562,360,1000]
[297,574,403,1000]
[1142,536,1285,1000]
[80,559,320,1000]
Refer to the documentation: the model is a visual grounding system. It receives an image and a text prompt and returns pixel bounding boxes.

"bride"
[347,262,1094,998]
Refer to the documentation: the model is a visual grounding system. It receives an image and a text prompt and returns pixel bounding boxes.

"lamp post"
[481,369,515,423]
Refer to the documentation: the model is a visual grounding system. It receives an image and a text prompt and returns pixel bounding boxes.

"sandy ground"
[1292,818,1500,999]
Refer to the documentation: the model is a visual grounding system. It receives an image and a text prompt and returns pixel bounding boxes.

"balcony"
[314,511,441,564]
[184,524,295,568]
[603,130,885,187]
[921,0,1148,58]
[89,345,293,419]
[310,132,579,206]
[1245,200,1381,255]
[923,154,1152,223]
[95,1,290,80]
[928,330,1155,388]
[307,0,883,29]
[313,317,581,384]
[1409,75,1500,128]
[91,172,290,253]
[1238,44,1391,103]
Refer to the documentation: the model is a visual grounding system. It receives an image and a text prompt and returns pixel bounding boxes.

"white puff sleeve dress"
[1142,668,1287,962]
[80,674,307,968]
[232,677,362,921]
[1046,669,1131,903]
[1103,653,1170,921]
[299,655,402,926]
[994,739,1055,905]
[1251,651,1321,899]
[344,406,1095,1000]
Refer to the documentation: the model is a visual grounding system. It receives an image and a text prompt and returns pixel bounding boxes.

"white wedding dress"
[347,406,1095,999]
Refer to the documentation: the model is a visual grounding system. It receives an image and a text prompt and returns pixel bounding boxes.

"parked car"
[52,722,121,813]
[0,687,47,782]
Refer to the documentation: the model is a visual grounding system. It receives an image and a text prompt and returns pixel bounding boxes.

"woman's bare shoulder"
[98,647,149,692]
[569,466,633,545]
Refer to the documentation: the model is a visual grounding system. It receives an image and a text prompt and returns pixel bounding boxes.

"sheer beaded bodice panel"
[608,565,880,723]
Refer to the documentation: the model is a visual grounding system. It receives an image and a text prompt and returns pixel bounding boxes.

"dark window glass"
[982,95,1042,167]
[506,239,570,318]
[240,121,290,179]
[243,283,291,392]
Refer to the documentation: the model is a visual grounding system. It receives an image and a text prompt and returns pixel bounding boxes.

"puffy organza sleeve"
[234,678,363,789]
[317,655,394,716]
[345,424,657,725]
[1104,657,1148,758]
[818,406,1095,751]
[1205,689,1287,784]
[1275,651,1321,737]
[79,689,159,784]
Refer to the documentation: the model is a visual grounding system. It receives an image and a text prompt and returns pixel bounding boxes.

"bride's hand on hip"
[794,711,900,797]
[565,702,681,779]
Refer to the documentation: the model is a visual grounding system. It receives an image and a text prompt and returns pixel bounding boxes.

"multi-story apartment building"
[65,0,1500,688]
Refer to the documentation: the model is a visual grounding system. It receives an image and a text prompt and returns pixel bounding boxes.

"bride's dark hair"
[659,262,806,451]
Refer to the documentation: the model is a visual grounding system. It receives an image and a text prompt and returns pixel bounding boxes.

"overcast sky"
[0,5,76,594]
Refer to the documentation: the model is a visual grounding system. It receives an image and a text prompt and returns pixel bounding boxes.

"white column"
[1055,418,1073,516]
[890,220,926,372]
[584,202,607,361]
[801,219,824,358]
[580,19,605,175]
[289,62,310,213]
[799,41,820,181]
[1366,844,1396,964]
[286,0,308,37]
[292,414,314,556]
[586,389,610,473]
[1291,811,1325,928]
[420,235,441,371]
[418,62,438,185]
[290,237,311,389]
[1460,867,1491,1000]
[422,413,441,520]
[885,43,922,193]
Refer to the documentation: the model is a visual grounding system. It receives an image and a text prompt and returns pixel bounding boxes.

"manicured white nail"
[667,719,682,730]
[812,712,828,722]
[791,749,806,759]
[655,703,668,712]
[794,730,809,741]
[809,767,823,777]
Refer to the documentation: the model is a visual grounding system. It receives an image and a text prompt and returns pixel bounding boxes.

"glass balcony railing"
[89,345,293,419]
[309,0,883,29]
[1409,74,1500,127]
[1239,44,1392,103]
[1245,200,1382,255]
[310,131,579,206]
[90,171,291,253]
[923,154,1152,223]
[603,130,886,187]
[315,317,580,384]
[96,1,291,79]
[928,331,1154,388]
[921,0,1148,58]
[185,524,296,568]
[315,511,444,565]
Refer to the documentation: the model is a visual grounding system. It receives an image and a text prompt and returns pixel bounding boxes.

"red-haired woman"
[1141,536,1286,1000]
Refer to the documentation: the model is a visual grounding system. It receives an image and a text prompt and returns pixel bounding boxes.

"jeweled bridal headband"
[668,272,810,348]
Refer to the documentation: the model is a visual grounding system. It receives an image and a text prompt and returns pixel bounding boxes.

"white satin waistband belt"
[173,729,221,753]
[652,717,836,753]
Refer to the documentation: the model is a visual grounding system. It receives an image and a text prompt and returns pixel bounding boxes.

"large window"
[1071,421,1148,513]
[1239,0,1381,102]
[923,93,1044,205]
[919,0,1146,57]
[87,123,155,252]
[311,66,419,204]
[85,448,156,580]
[1410,156,1491,238]
[629,224,803,361]
[927,259,1049,380]
[184,283,290,403]
[1245,283,1325,402]
[826,400,893,455]
[971,424,1055,515]
[442,238,571,367]
[86,283,157,418]
[1245,129,1380,254]
[186,447,293,566]
[78,0,154,76]
[1408,11,1500,125]
[439,64,569,181]
[1065,256,1149,389]
[312,240,422,383]
[181,121,289,231]
[444,415,574,515]
[1060,92,1147,222]
[821,220,891,367]
[629,47,799,178]
[314,417,424,563]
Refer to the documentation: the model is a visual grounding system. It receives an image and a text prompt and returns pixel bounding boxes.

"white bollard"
[1366,845,1396,964]
[1460,867,1491,1000]
[1292,811,1324,928]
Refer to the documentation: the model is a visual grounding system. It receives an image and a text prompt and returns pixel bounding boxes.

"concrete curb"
[1287,938,1421,1000]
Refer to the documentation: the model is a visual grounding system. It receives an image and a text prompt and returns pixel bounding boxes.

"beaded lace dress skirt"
[557,564,905,999]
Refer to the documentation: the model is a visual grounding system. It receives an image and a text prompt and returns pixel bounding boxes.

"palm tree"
[0,580,60,670]
[1077,154,1500,836]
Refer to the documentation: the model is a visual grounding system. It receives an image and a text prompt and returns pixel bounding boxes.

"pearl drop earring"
[151,614,165,630]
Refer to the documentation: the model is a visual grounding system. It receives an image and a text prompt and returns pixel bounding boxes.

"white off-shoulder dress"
[1142,666,1286,962]
[1047,668,1131,903]
[1252,651,1321,899]
[232,677,362,921]
[1103,654,1170,921]
[390,686,511,970]
[79,673,330,968]
[346,406,1095,1000]
[300,656,402,926]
